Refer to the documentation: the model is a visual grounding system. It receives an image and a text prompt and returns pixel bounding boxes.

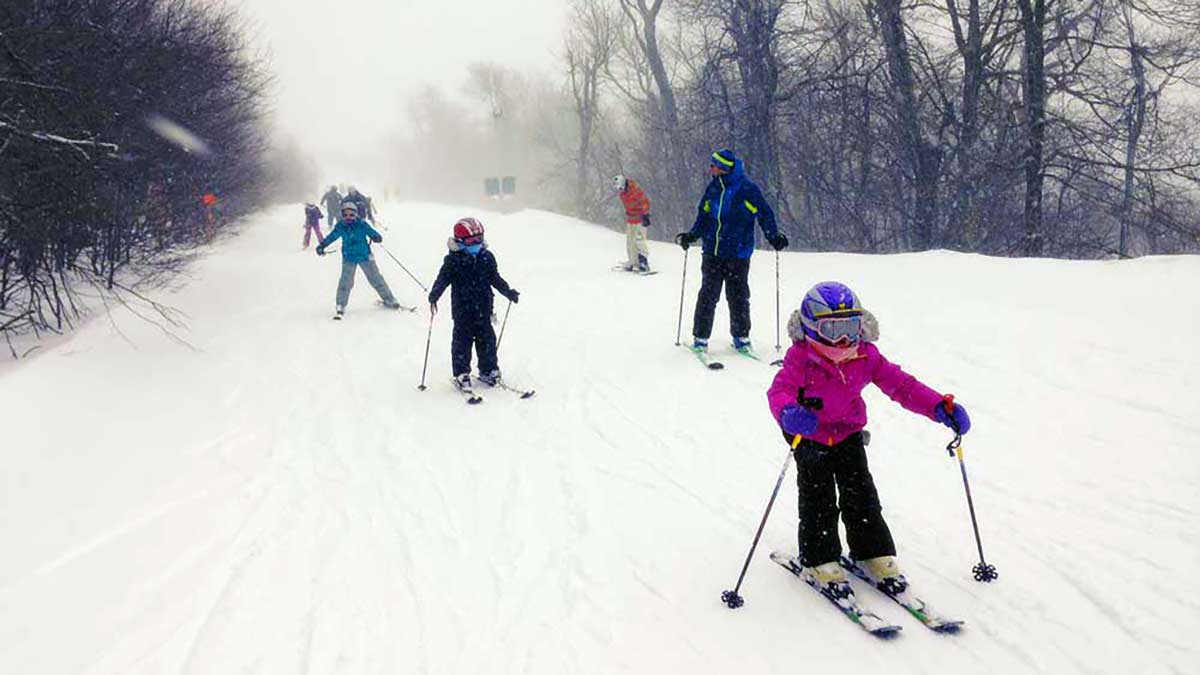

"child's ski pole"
[942,394,998,582]
[417,309,434,391]
[723,392,823,608]
[496,300,512,352]
[378,244,428,292]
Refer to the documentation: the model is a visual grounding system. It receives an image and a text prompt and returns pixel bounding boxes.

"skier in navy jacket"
[428,218,520,390]
[675,148,788,355]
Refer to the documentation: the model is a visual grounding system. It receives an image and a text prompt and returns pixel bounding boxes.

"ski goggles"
[815,315,862,344]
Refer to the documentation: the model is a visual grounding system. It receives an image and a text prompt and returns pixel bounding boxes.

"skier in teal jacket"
[316,201,401,318]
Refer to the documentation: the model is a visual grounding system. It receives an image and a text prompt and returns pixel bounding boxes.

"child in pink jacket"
[767,281,972,597]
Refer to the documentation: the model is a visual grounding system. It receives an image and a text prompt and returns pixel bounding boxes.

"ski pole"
[722,437,801,609]
[378,244,428,292]
[774,250,782,353]
[417,309,434,391]
[942,394,998,582]
[496,299,512,352]
[675,247,689,346]
[723,392,822,609]
[770,250,785,366]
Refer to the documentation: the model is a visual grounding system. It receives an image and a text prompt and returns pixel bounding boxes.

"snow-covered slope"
[1,202,1197,674]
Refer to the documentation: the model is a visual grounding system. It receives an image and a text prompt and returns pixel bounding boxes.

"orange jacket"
[619,179,651,224]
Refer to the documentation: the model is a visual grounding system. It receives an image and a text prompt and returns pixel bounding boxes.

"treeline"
[402,0,1200,259]
[0,0,275,353]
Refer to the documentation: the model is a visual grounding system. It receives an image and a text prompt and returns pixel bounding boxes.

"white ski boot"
[453,373,473,392]
[856,555,908,595]
[802,561,853,600]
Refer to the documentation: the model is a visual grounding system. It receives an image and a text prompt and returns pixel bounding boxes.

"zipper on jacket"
[714,176,726,256]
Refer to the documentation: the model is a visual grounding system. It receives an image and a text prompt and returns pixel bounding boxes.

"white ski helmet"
[612,174,627,191]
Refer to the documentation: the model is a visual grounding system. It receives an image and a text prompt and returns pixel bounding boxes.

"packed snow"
[1,202,1197,674]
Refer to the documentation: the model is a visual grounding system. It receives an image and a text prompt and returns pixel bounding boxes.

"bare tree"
[873,0,944,250]
[565,0,621,218]
[1016,0,1048,255]
[0,0,272,351]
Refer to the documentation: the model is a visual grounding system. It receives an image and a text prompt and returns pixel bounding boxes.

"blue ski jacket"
[319,218,382,263]
[688,159,779,259]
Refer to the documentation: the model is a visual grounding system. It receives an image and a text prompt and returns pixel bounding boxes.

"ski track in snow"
[1,201,1199,674]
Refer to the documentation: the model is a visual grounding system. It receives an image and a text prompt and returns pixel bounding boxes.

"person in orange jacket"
[613,175,652,273]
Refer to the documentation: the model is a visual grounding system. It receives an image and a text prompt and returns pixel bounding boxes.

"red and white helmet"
[453,217,485,245]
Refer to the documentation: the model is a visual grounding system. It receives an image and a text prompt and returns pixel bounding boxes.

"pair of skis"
[769,551,964,638]
[611,264,659,277]
[685,344,781,370]
[332,301,418,320]
[453,378,536,405]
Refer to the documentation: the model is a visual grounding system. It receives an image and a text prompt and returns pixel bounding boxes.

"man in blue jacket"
[316,201,401,318]
[675,149,788,354]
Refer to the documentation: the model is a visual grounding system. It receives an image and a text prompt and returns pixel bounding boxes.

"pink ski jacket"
[767,340,944,446]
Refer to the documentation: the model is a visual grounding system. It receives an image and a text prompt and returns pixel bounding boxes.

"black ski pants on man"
[792,432,896,567]
[693,254,751,340]
[452,318,498,377]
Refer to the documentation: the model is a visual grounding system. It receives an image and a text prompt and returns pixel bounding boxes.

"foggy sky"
[240,0,567,184]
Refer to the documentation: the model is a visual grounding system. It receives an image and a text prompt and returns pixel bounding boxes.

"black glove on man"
[674,231,699,250]
[769,233,789,251]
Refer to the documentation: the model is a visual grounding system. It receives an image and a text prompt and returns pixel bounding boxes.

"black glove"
[769,233,789,251]
[642,214,652,228]
[505,289,520,304]
[316,245,326,256]
[370,234,383,243]
[675,231,698,250]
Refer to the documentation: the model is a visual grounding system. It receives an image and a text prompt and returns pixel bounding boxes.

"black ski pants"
[451,318,498,377]
[792,432,896,567]
[692,254,751,340]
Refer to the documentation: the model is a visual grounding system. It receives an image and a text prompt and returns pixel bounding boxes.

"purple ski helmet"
[799,281,863,344]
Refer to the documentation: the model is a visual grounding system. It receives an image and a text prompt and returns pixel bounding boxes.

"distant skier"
[767,281,972,599]
[675,149,788,356]
[345,186,374,223]
[427,217,520,391]
[320,185,342,228]
[613,174,652,273]
[302,203,324,249]
[315,201,402,318]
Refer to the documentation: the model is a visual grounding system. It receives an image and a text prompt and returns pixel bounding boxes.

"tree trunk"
[620,0,688,223]
[946,0,987,248]
[1017,0,1046,256]
[875,0,940,250]
[1119,4,1146,258]
[727,0,790,224]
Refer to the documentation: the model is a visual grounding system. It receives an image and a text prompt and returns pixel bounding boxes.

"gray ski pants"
[336,257,397,308]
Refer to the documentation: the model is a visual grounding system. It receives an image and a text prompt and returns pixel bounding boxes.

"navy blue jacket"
[428,246,514,323]
[688,159,779,259]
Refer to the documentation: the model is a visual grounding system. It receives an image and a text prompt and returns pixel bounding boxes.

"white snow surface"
[2,202,1198,674]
